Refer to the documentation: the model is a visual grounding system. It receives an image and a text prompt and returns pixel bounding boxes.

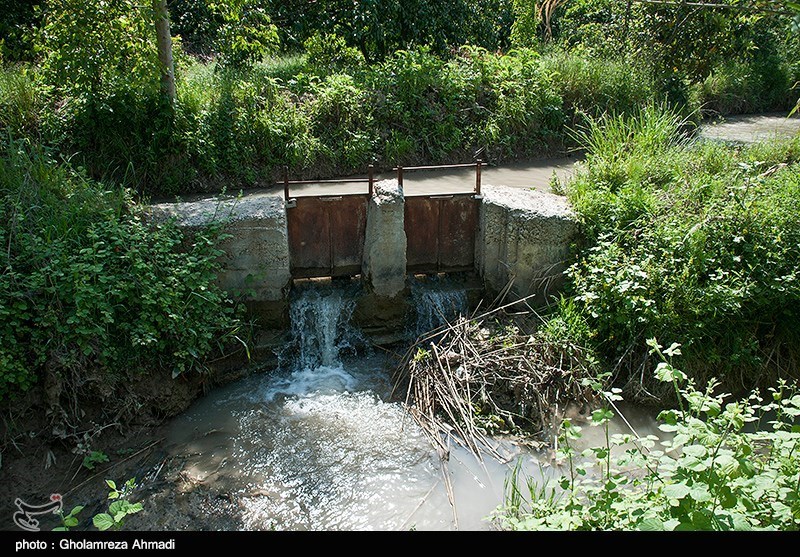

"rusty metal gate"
[287,195,368,278]
[283,169,374,278]
[399,161,483,274]
[404,194,478,273]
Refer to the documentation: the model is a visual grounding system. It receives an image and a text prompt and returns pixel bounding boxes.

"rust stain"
[405,194,477,273]
[288,195,368,278]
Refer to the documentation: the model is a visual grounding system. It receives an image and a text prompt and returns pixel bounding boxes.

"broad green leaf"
[663,483,690,500]
[719,486,737,509]
[638,518,664,531]
[92,513,115,531]
[690,510,713,530]
[730,513,752,531]
[64,517,78,527]
[591,408,614,425]
[682,456,709,472]
[53,527,68,531]
[682,444,706,458]
[105,479,116,490]
[689,484,712,503]
[715,454,739,476]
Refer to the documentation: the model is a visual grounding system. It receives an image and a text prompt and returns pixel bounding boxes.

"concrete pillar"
[477,185,577,306]
[362,178,407,298]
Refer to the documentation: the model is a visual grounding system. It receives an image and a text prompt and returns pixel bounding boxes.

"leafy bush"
[493,340,800,531]
[303,33,364,77]
[0,140,242,400]
[693,56,798,116]
[561,106,800,394]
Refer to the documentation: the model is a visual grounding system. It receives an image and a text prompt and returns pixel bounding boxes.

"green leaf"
[655,362,687,383]
[591,408,614,425]
[105,480,117,490]
[663,519,680,531]
[64,517,79,527]
[715,454,739,476]
[730,513,752,531]
[108,501,123,516]
[52,526,69,531]
[638,518,664,531]
[663,483,690,500]
[719,486,737,509]
[92,513,115,531]
[689,483,712,503]
[128,503,143,514]
[682,456,709,472]
[682,444,706,458]
[690,509,713,530]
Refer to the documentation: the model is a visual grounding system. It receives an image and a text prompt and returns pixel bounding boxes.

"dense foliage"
[1,45,659,194]
[546,106,800,396]
[0,1,796,196]
[494,341,800,530]
[0,140,242,402]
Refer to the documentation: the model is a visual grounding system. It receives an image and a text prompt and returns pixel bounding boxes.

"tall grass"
[0,66,43,139]
[556,106,800,398]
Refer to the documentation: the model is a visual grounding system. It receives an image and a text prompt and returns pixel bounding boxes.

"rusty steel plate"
[404,194,477,273]
[405,197,440,272]
[287,195,368,278]
[328,195,367,277]
[438,195,477,271]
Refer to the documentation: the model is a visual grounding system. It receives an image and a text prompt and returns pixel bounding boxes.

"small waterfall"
[262,284,364,402]
[289,287,357,369]
[410,276,469,335]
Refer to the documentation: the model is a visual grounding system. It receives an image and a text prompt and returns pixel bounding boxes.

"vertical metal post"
[397,166,404,188]
[475,159,482,195]
[368,164,374,197]
[283,166,290,202]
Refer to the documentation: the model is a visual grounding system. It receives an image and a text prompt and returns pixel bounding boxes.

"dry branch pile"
[395,308,598,459]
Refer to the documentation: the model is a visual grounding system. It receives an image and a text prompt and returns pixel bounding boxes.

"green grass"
[552,105,800,398]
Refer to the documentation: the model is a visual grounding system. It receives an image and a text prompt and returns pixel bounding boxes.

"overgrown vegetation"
[493,340,800,531]
[553,105,800,398]
[0,139,243,415]
[1,1,797,196]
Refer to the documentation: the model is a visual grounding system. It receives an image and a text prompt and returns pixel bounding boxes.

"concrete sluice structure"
[149,178,577,351]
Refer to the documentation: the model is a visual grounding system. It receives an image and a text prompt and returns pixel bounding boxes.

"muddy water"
[154,357,663,531]
[138,287,663,531]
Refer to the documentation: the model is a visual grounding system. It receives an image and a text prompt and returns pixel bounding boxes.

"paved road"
[155,113,799,203]
[697,112,800,145]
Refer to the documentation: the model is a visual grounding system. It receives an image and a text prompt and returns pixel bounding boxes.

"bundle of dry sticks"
[394,303,597,460]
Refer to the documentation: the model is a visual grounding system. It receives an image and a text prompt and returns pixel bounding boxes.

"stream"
[130,283,663,531]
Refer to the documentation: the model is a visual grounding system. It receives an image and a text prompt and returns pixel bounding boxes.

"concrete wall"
[149,195,291,326]
[362,179,406,298]
[477,185,577,306]
[148,182,578,334]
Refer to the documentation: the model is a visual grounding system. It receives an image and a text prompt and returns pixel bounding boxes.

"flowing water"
[151,284,663,531]
[409,276,470,334]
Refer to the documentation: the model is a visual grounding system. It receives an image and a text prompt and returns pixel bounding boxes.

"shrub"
[493,341,800,531]
[0,140,242,401]
[560,106,800,395]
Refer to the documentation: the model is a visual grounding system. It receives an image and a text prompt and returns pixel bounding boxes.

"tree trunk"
[154,0,176,103]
